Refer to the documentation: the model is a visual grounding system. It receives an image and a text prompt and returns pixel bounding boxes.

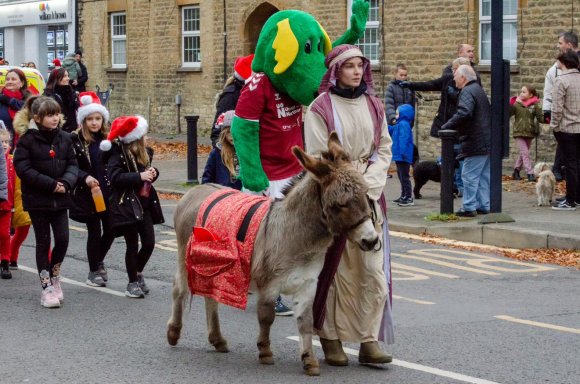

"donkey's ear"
[326,132,350,163]
[292,146,331,179]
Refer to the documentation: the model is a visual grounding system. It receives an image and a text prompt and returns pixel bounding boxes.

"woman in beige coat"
[304,45,394,366]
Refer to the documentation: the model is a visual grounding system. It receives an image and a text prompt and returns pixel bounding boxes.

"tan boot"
[358,341,392,364]
[320,338,348,366]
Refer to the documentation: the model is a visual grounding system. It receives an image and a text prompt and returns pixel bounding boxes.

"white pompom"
[99,140,112,151]
[80,95,93,106]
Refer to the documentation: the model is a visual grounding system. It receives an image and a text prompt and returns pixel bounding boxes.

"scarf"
[330,81,368,99]
[1,89,24,120]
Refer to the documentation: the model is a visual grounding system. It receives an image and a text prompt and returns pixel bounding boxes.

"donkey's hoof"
[213,341,229,353]
[303,357,320,376]
[167,324,181,346]
[259,354,274,365]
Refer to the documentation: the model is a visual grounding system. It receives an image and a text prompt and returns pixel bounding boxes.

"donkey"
[166,132,380,376]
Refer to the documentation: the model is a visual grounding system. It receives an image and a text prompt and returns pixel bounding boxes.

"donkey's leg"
[293,279,320,376]
[256,291,276,364]
[167,266,188,346]
[205,297,229,352]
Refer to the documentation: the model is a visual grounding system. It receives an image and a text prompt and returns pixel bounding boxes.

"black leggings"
[123,210,155,283]
[85,212,115,272]
[29,209,69,276]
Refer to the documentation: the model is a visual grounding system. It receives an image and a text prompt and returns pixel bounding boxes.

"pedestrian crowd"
[0,52,164,307]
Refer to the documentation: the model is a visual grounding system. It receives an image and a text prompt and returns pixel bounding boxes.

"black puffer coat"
[44,85,78,133]
[409,64,481,137]
[69,131,111,222]
[104,141,164,233]
[13,121,78,211]
[441,80,491,160]
[385,80,416,124]
[210,78,244,145]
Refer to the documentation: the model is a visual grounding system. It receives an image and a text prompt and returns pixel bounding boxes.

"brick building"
[77,0,578,161]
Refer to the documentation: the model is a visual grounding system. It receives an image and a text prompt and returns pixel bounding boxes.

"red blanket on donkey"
[186,189,271,309]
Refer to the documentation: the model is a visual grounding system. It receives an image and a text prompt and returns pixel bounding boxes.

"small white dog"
[534,162,556,206]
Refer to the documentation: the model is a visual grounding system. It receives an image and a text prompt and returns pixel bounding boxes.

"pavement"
[149,133,580,251]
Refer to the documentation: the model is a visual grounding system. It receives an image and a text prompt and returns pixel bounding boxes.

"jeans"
[396,161,412,199]
[461,155,490,212]
[554,131,580,204]
[453,144,464,193]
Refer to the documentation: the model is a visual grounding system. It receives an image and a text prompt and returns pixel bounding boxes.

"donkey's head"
[292,132,380,252]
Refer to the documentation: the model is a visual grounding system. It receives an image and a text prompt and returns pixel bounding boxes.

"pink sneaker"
[41,287,61,308]
[51,277,64,303]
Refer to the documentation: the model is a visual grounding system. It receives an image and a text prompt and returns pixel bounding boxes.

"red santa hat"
[233,54,254,81]
[100,115,148,151]
[52,58,61,67]
[77,92,110,125]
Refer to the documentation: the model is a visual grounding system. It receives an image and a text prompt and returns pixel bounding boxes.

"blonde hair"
[452,57,470,69]
[0,129,11,142]
[218,127,236,179]
[79,115,109,144]
[127,137,150,167]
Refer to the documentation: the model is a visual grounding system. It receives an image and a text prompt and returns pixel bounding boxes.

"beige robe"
[304,93,393,342]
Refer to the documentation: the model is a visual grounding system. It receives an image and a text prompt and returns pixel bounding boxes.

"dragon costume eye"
[304,39,312,54]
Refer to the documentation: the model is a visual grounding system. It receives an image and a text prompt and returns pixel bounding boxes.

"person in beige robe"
[304,45,394,367]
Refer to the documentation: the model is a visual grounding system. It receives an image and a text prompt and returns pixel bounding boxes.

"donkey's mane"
[280,171,307,197]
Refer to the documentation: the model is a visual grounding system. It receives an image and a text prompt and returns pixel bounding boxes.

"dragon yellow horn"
[272,18,299,74]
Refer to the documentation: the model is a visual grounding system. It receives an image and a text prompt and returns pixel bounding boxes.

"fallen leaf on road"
[147,139,211,160]
[159,192,182,201]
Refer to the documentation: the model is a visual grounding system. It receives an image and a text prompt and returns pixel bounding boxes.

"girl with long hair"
[44,68,78,133]
[0,68,31,147]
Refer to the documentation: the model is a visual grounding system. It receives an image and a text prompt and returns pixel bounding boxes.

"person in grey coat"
[385,63,416,125]
[440,65,491,217]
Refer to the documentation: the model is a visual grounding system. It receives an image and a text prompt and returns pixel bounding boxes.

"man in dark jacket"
[74,50,88,93]
[440,65,491,217]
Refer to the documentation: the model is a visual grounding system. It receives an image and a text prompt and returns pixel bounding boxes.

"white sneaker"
[41,287,61,308]
[51,277,64,303]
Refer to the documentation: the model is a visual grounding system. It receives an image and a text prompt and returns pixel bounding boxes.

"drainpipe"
[223,0,228,82]
[74,0,79,49]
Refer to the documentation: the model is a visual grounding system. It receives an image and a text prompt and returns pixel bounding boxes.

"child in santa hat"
[13,96,79,308]
[70,91,114,288]
[100,115,164,298]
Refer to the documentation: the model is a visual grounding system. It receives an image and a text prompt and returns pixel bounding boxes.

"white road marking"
[69,225,88,232]
[18,265,126,297]
[392,261,460,279]
[495,315,580,335]
[286,336,501,384]
[392,294,435,305]
[389,231,518,252]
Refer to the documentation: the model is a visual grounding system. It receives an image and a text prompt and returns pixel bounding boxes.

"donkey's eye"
[305,39,312,54]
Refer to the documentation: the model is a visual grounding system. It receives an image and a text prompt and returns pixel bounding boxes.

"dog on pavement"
[413,160,459,199]
[534,162,556,206]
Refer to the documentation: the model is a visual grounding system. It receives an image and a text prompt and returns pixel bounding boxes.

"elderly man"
[543,31,580,181]
[440,65,491,217]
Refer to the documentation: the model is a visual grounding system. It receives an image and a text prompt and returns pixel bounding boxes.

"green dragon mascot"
[231,0,369,195]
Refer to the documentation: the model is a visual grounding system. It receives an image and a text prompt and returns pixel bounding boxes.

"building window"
[182,6,201,67]
[111,12,127,68]
[479,0,517,63]
[347,0,380,64]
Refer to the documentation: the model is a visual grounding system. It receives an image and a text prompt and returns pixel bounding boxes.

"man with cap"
[210,54,254,146]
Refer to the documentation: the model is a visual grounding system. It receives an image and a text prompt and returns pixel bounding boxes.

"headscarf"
[318,44,375,96]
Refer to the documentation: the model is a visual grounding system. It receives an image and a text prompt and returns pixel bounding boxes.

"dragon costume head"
[252,10,332,106]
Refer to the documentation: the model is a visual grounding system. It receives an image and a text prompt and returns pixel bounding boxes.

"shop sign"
[0,0,71,27]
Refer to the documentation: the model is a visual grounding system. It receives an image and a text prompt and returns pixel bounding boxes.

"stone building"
[77,0,579,161]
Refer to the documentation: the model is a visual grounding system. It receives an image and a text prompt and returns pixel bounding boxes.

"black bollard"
[185,115,200,185]
[438,129,457,214]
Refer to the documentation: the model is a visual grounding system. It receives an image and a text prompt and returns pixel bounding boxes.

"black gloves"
[543,110,551,124]
[0,94,11,106]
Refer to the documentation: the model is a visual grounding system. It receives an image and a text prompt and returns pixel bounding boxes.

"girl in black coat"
[100,116,164,298]
[44,68,79,133]
[70,92,114,287]
[13,96,79,308]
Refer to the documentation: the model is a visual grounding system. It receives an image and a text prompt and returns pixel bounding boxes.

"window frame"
[110,12,127,69]
[347,0,380,65]
[478,0,518,65]
[181,5,201,68]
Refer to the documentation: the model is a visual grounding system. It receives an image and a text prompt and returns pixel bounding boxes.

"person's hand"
[399,81,410,88]
[85,176,99,188]
[543,110,551,124]
[516,97,522,103]
[140,169,155,182]
[147,167,158,179]
[54,182,66,193]
[72,80,78,86]
[0,94,10,105]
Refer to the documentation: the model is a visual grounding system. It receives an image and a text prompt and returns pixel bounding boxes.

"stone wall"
[78,0,579,165]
